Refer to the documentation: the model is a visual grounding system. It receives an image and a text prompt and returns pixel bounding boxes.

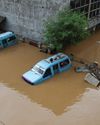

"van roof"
[0,32,14,40]
[37,53,70,69]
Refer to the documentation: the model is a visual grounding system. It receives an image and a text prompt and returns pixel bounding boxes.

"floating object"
[75,66,89,73]
[84,73,100,86]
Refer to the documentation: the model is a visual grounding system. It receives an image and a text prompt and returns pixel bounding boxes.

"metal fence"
[70,0,100,29]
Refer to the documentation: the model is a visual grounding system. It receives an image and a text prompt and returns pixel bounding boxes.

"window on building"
[70,0,100,19]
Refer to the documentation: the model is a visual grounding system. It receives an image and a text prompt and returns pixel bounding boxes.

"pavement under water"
[0,30,100,125]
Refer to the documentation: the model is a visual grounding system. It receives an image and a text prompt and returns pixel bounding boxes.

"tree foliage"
[43,9,89,51]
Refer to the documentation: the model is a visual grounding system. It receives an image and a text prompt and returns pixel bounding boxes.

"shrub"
[43,9,89,51]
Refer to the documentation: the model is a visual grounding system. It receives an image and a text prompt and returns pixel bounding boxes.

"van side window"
[53,64,59,71]
[43,68,52,78]
[7,36,16,42]
[60,59,70,68]
[2,39,7,43]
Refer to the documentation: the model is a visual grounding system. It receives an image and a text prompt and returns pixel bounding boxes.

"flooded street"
[0,30,100,125]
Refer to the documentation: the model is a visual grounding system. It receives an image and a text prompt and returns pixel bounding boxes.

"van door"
[2,39,8,48]
[53,64,59,74]
[43,68,52,80]
[0,41,3,48]
[59,59,71,71]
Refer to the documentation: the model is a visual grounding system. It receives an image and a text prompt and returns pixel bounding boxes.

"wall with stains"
[0,0,70,41]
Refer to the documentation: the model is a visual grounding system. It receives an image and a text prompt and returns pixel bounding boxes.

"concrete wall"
[0,0,70,42]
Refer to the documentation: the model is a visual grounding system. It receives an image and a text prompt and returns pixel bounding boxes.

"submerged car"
[0,31,16,49]
[22,53,72,85]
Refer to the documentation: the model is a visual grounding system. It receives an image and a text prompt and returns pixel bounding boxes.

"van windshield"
[32,65,45,75]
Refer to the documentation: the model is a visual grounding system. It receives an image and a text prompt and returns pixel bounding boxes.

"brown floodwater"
[0,30,100,125]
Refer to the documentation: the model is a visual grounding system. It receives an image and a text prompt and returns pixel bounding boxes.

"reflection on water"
[0,120,5,125]
[0,30,100,124]
[0,84,100,125]
[0,84,56,125]
[48,88,100,125]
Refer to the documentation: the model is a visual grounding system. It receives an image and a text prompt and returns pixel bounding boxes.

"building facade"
[70,0,100,29]
[0,0,100,42]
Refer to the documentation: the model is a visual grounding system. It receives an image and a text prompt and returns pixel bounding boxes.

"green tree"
[43,9,89,51]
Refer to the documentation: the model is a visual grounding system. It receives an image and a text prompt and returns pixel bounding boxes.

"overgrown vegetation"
[43,9,90,51]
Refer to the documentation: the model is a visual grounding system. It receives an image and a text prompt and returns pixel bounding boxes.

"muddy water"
[0,30,100,125]
[66,30,100,63]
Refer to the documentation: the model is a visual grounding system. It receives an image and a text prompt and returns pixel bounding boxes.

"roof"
[0,32,14,40]
[37,60,50,69]
[37,53,70,69]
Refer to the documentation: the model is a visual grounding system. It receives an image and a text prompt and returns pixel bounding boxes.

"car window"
[53,64,59,71]
[32,65,44,75]
[7,36,16,42]
[2,39,7,44]
[60,59,70,68]
[43,68,52,78]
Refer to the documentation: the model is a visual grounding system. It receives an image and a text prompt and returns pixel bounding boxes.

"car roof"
[0,32,14,40]
[37,60,50,69]
[36,53,70,70]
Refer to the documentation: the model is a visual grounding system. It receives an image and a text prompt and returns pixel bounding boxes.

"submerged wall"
[0,0,70,42]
